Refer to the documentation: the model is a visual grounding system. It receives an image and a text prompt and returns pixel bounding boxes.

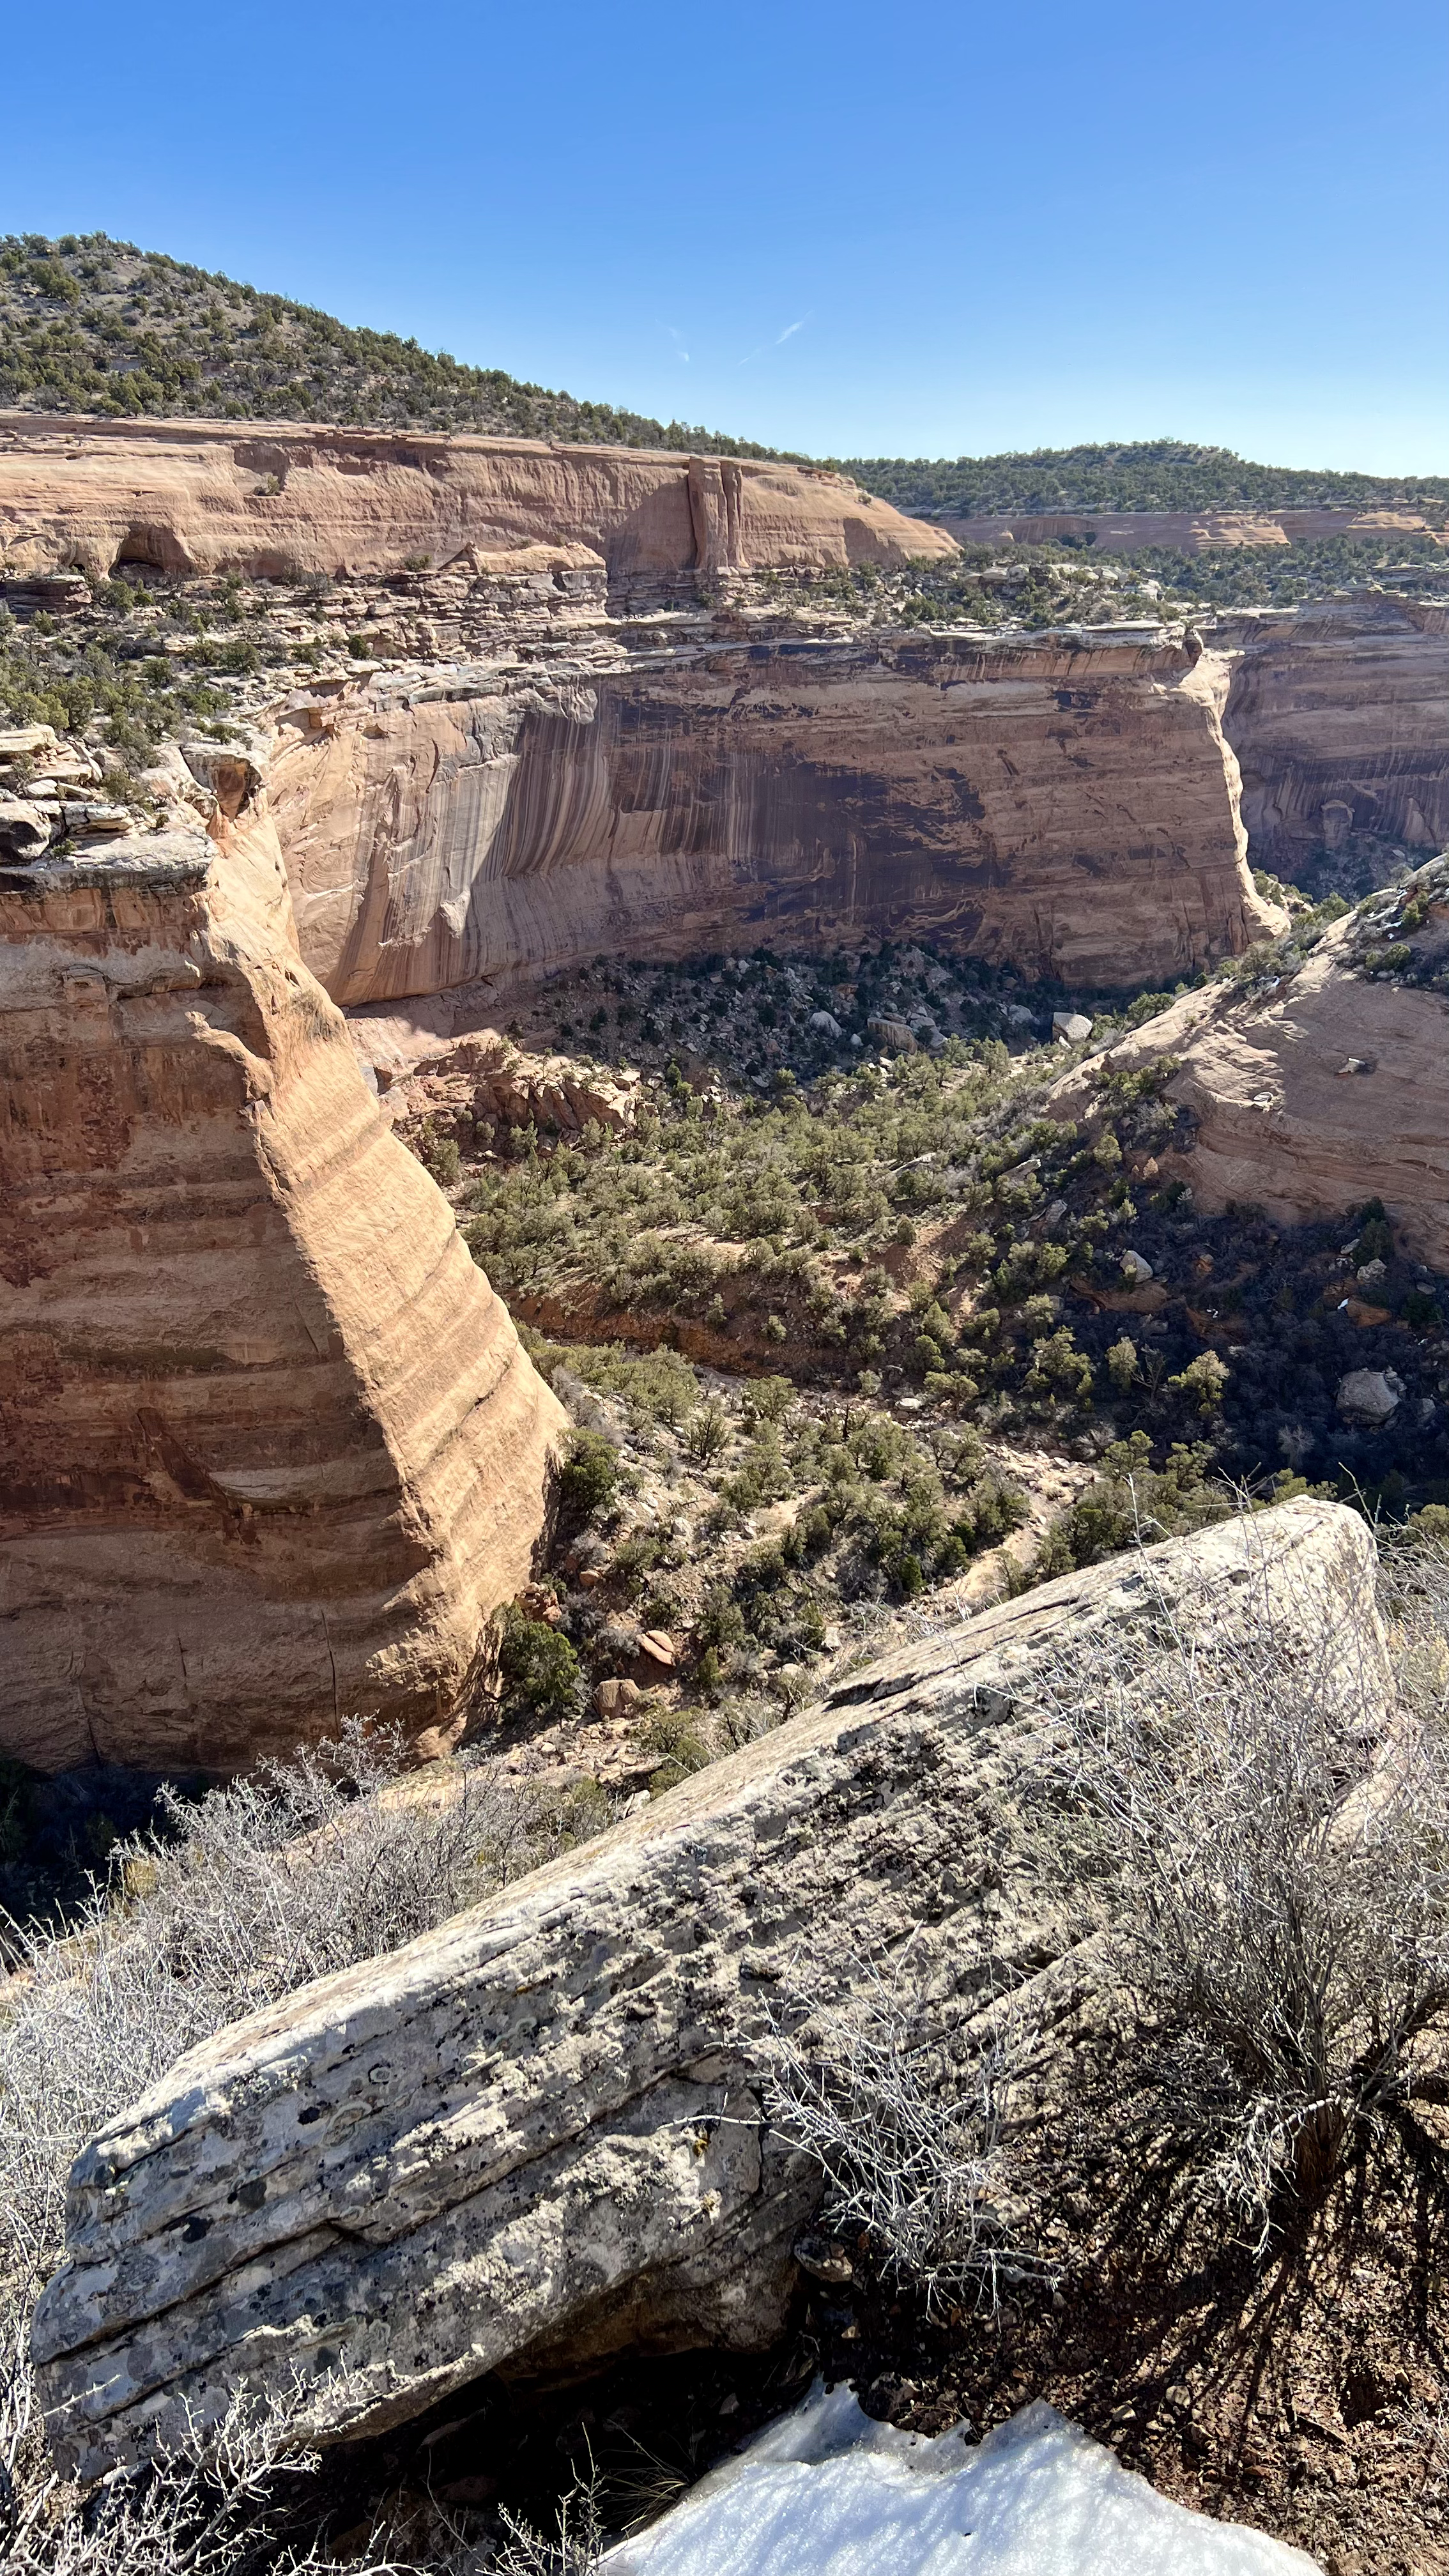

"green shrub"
[684,1400,731,1462]
[1105,1336,1140,1392]
[495,1604,581,1717]
[1354,1212,1394,1265]
[1031,1434,1228,1579]
[697,1586,747,1649]
[636,1705,712,1795]
[1170,1350,1230,1417]
[1023,1328,1093,1406]
[557,1428,619,1521]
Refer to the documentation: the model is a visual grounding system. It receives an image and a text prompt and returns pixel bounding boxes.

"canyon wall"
[0,417,954,583]
[266,629,1279,1004]
[1222,598,1449,871]
[0,808,566,1775]
[932,505,1449,555]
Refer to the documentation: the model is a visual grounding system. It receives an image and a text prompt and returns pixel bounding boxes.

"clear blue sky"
[4,0,1446,472]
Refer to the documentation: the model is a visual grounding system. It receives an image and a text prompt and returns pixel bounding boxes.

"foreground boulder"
[0,807,567,1774]
[32,1497,1384,2480]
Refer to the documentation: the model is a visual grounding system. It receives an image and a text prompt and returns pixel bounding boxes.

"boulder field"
[0,803,567,1775]
[31,1497,1383,2480]
[0,416,954,583]
[266,627,1280,1004]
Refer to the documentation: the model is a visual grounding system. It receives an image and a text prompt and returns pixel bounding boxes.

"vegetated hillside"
[423,937,1449,1526]
[889,532,1449,616]
[845,438,1449,519]
[0,232,781,455]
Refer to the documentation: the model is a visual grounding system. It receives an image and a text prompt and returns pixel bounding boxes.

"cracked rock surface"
[33,1496,1383,2480]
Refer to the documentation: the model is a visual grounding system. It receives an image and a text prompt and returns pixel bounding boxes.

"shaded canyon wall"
[268,630,1280,1005]
[1222,598,1449,873]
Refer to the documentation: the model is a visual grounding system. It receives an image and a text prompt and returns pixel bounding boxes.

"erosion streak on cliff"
[0,416,954,582]
[1223,599,1449,870]
[0,809,566,1775]
[268,632,1278,1006]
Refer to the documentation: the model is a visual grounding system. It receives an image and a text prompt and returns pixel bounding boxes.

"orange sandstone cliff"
[0,806,567,1775]
[1222,598,1449,871]
[266,627,1282,1006]
[0,416,955,583]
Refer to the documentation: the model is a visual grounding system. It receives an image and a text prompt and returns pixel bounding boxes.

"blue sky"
[4,0,1446,471]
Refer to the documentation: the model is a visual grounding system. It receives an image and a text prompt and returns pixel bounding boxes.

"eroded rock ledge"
[1046,877,1449,1270]
[0,809,567,1774]
[0,417,954,583]
[32,1498,1383,2480]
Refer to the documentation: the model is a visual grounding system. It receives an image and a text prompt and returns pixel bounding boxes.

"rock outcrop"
[371,1029,642,1139]
[0,417,953,584]
[32,1498,1383,2479]
[932,505,1449,556]
[1047,880,1449,1269]
[265,628,1280,1005]
[0,804,567,1775]
[1221,597,1449,873]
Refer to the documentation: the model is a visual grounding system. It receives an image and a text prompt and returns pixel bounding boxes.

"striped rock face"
[264,629,1282,1009]
[0,797,566,1774]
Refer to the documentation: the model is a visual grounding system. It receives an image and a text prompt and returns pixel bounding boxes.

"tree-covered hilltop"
[0,233,783,454]
[4,237,1445,523]
[843,439,1449,519]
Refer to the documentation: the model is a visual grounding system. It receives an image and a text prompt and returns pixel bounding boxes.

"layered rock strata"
[932,505,1449,555]
[0,807,567,1775]
[1047,884,1449,1269]
[32,1498,1383,2478]
[266,628,1280,1005]
[1222,597,1449,871]
[0,417,954,583]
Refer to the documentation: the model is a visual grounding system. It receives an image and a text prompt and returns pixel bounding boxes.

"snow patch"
[604,2381,1321,2575]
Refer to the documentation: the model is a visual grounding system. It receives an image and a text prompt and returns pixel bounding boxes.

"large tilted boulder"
[0,801,567,1774]
[32,1498,1385,2481]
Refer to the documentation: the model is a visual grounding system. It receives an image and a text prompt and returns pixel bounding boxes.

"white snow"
[603,2381,1321,2576]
